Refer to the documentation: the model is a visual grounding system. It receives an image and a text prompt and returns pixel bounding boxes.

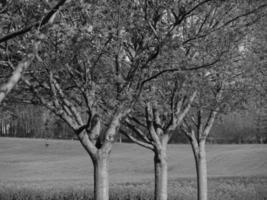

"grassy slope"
[0,137,266,190]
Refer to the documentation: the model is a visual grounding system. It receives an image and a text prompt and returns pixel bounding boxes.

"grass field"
[0,137,267,199]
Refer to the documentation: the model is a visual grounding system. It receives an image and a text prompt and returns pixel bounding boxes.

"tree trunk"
[154,149,168,200]
[93,154,109,200]
[197,141,208,200]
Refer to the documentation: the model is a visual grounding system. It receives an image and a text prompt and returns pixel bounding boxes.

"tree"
[16,1,182,199]
[181,81,223,200]
[121,75,196,200]
[1,1,266,200]
[180,4,267,198]
[0,0,68,104]
[120,1,267,200]
[2,1,173,198]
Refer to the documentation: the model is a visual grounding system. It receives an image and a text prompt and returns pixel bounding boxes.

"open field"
[0,137,267,199]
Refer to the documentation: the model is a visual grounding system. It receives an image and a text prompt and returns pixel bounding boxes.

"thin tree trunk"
[197,141,208,200]
[154,150,168,200]
[93,154,109,200]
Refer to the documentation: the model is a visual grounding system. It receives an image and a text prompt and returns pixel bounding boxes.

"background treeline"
[0,104,74,139]
[1,103,266,143]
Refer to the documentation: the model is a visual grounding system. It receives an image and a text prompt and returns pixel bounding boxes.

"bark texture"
[93,154,109,200]
[190,138,208,200]
[154,151,168,200]
[196,141,208,200]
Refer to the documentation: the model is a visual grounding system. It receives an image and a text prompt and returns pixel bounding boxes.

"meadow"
[0,137,267,199]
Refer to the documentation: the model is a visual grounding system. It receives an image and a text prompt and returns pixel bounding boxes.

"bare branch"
[167,91,197,132]
[183,3,267,45]
[0,54,34,104]
[197,109,203,136]
[222,3,267,28]
[190,116,198,127]
[127,114,147,128]
[176,91,197,125]
[0,0,68,43]
[181,120,200,156]
[120,129,154,151]
[102,105,131,151]
[76,130,98,159]
[139,57,222,91]
[50,74,84,126]
[202,86,223,137]
[66,64,93,121]
[87,114,101,144]
[186,0,212,18]
[152,104,162,130]
[124,119,151,144]
[202,108,218,138]
[146,102,161,147]
[23,78,76,127]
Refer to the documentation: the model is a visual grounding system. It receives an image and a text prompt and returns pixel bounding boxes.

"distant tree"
[244,15,267,144]
[211,111,257,144]
[255,106,267,143]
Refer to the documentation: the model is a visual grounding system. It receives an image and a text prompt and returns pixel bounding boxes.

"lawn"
[0,137,267,199]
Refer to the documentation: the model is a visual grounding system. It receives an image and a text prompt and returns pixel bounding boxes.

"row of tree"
[1,1,266,200]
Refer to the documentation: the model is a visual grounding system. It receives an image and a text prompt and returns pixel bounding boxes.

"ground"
[0,137,267,199]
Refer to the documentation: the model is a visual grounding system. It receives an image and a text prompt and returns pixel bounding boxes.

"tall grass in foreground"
[0,177,266,200]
